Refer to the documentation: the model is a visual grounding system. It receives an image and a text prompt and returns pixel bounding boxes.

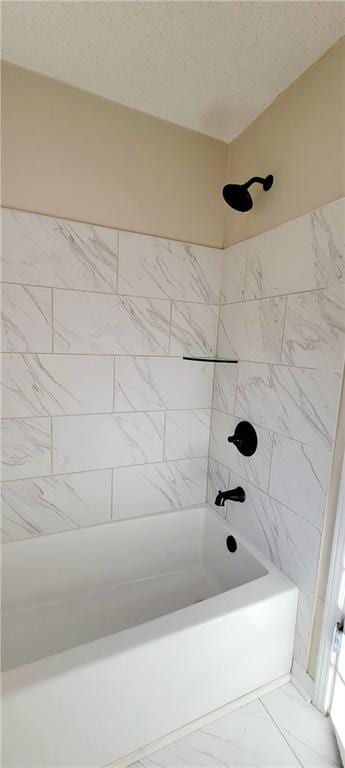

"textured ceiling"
[2,1,344,141]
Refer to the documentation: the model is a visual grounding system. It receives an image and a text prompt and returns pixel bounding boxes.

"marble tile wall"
[208,197,345,673]
[1,208,222,541]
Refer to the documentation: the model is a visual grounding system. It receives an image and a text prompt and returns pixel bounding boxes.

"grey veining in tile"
[294,590,314,670]
[1,284,52,353]
[245,198,345,300]
[2,209,118,292]
[114,458,207,519]
[210,411,273,492]
[164,409,210,460]
[1,417,51,481]
[206,458,229,516]
[282,286,345,370]
[228,473,321,596]
[218,296,286,363]
[131,699,300,767]
[212,363,237,414]
[236,362,341,451]
[114,356,213,412]
[53,289,170,355]
[262,682,342,767]
[52,412,165,474]
[1,470,112,541]
[1,354,114,417]
[170,302,218,357]
[269,433,332,529]
[118,231,222,303]
[220,241,247,304]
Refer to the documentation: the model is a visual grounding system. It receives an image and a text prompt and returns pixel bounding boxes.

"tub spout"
[215,487,246,506]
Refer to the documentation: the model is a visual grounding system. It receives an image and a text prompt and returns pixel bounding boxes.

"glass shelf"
[182,356,238,363]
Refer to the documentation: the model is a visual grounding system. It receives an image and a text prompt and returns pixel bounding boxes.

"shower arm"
[243,176,267,190]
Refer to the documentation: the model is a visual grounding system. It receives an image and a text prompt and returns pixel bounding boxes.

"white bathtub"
[2,505,298,768]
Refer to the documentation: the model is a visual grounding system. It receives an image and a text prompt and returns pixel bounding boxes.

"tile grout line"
[112,356,116,412]
[3,279,344,304]
[2,456,209,486]
[50,287,54,353]
[259,697,305,768]
[2,348,341,374]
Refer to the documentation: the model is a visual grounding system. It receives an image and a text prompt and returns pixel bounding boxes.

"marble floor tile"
[114,356,214,412]
[114,457,207,518]
[170,302,218,357]
[218,296,286,364]
[209,410,273,492]
[220,242,247,304]
[1,284,52,353]
[212,363,237,415]
[282,286,345,371]
[236,362,341,451]
[293,591,314,670]
[164,409,210,460]
[228,473,321,597]
[2,209,118,292]
[118,231,222,303]
[131,699,300,767]
[53,289,170,355]
[1,469,112,541]
[1,417,51,481]
[1,354,114,417]
[52,412,165,474]
[245,198,345,300]
[269,434,332,530]
[262,683,341,767]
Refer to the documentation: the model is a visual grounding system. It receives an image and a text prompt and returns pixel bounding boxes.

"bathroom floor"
[129,682,341,767]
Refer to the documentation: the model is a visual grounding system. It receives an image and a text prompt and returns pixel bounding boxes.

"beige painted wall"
[224,38,345,247]
[1,62,227,248]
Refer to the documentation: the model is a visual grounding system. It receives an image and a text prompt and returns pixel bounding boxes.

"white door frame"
[313,452,345,715]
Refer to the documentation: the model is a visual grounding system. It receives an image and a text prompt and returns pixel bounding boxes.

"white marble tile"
[294,590,314,670]
[118,231,222,303]
[170,302,218,357]
[53,289,170,355]
[245,198,345,300]
[114,457,207,519]
[1,417,51,481]
[282,286,345,371]
[212,363,237,414]
[1,284,52,353]
[220,241,247,304]
[218,296,286,363]
[206,457,230,515]
[2,209,118,292]
[228,474,321,596]
[262,682,342,767]
[236,362,341,451]
[209,411,273,492]
[52,412,164,474]
[1,470,112,541]
[114,356,213,412]
[164,409,210,460]
[132,699,300,767]
[269,434,332,529]
[1,354,114,417]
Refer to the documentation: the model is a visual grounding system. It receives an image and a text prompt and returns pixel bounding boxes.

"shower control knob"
[227,421,257,457]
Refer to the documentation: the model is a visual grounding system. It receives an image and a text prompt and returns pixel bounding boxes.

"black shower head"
[222,174,274,212]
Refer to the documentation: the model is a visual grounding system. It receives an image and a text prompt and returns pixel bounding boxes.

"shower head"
[222,174,274,212]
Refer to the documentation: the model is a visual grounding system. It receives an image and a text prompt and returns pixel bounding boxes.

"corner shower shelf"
[182,356,238,363]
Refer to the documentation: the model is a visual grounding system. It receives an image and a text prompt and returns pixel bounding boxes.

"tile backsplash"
[1,198,344,678]
[208,196,345,673]
[1,208,221,540]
